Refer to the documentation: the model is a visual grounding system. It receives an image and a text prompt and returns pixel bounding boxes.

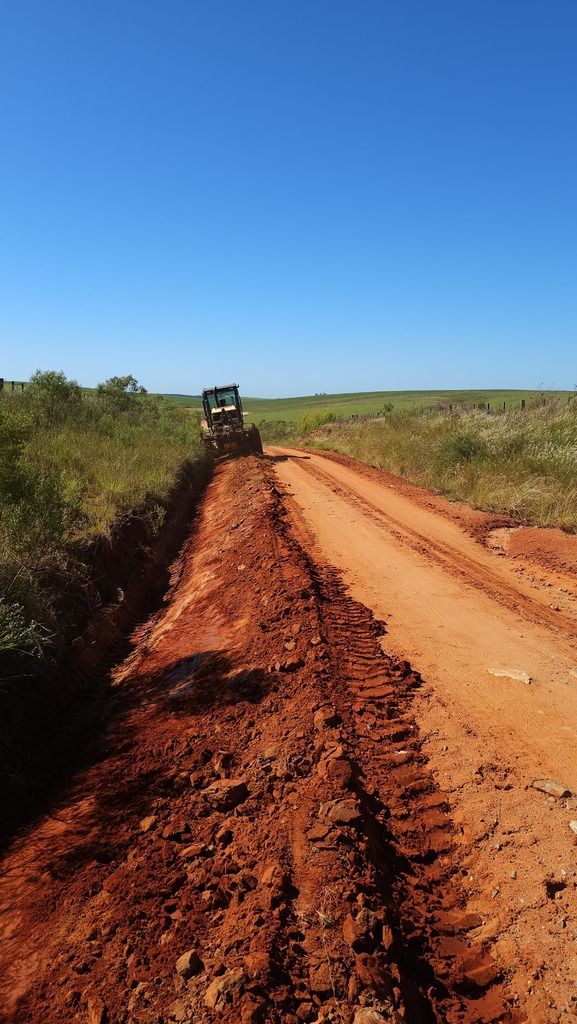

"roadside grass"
[301,398,577,532]
[0,378,204,574]
[0,374,207,806]
[31,413,202,536]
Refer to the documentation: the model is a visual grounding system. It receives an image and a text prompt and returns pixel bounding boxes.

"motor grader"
[201,383,263,456]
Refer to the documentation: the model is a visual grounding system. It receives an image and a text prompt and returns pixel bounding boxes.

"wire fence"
[343,395,573,424]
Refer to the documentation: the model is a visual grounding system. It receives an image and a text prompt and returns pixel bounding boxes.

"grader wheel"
[247,425,263,455]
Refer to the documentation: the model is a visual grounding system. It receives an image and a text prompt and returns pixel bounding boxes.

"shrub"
[0,457,85,566]
[256,419,296,444]
[436,430,487,474]
[298,409,337,435]
[27,369,82,425]
[95,374,147,414]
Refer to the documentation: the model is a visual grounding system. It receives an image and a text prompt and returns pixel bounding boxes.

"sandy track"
[2,453,577,1023]
[269,446,577,790]
[269,446,577,1023]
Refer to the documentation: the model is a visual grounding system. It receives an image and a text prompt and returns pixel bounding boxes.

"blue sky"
[1,1,575,397]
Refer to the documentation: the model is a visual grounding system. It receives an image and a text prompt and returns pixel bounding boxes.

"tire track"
[306,562,522,1024]
[285,453,574,635]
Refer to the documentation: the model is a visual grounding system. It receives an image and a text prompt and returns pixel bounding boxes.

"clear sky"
[1,1,575,397]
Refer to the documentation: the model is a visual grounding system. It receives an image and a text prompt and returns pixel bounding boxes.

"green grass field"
[161,393,204,409]
[161,389,572,422]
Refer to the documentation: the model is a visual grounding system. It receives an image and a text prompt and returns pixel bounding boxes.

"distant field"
[162,393,203,409]
[161,389,572,423]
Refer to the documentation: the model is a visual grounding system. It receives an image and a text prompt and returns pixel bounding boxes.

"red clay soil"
[296,448,577,574]
[0,454,575,1024]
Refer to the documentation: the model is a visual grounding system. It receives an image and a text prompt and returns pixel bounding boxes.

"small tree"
[98,374,147,395]
[27,370,82,425]
[96,375,147,413]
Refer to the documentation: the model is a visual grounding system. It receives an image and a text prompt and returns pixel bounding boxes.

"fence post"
[521,399,525,410]
[0,377,3,392]
[487,402,490,412]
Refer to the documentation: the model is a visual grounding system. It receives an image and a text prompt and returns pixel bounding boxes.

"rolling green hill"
[162,388,571,422]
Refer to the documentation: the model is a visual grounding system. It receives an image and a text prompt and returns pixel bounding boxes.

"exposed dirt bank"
[1,457,212,832]
[1,452,576,1023]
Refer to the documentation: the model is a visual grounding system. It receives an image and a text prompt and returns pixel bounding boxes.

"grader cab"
[201,384,263,456]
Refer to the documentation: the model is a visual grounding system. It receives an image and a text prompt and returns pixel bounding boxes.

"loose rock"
[321,797,362,825]
[307,823,331,841]
[488,667,531,684]
[355,953,394,998]
[179,841,209,859]
[343,908,379,951]
[204,967,248,1009]
[87,997,108,1024]
[313,707,341,730]
[175,949,203,979]
[139,814,157,832]
[533,779,571,798]
[162,819,190,841]
[282,657,305,672]
[353,1010,391,1024]
[318,750,353,787]
[308,959,333,995]
[260,861,288,888]
[203,779,249,811]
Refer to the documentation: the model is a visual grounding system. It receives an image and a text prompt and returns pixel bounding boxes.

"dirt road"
[269,447,577,788]
[1,452,577,1024]
[269,447,577,1021]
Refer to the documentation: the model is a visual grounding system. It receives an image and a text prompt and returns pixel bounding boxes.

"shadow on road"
[0,646,272,874]
[264,453,310,462]
[150,651,272,713]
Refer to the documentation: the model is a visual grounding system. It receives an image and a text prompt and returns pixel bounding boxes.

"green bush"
[298,409,337,435]
[27,369,82,426]
[436,430,487,473]
[0,456,85,565]
[256,419,296,444]
[0,370,210,809]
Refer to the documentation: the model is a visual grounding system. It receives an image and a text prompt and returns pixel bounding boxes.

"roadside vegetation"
[0,371,205,808]
[299,396,577,532]
[163,386,568,418]
[194,388,569,449]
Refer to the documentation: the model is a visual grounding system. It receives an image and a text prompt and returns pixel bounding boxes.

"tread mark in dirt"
[290,554,524,1024]
[291,454,573,634]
